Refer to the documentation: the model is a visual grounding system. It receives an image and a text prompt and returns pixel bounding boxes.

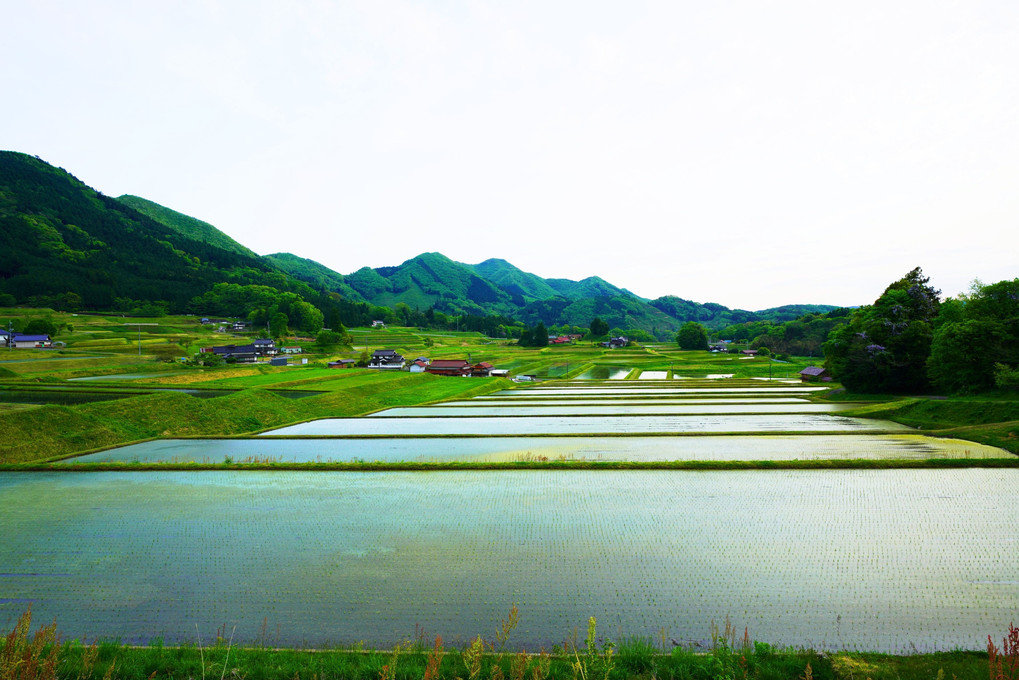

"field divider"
[9,457,1019,472]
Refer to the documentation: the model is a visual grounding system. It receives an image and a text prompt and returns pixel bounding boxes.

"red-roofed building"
[426,359,472,376]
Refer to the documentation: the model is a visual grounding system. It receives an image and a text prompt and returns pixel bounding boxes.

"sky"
[3,1,1018,311]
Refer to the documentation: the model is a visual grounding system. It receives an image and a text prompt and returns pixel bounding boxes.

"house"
[368,349,405,369]
[371,320,386,328]
[409,359,430,373]
[426,359,472,376]
[280,346,303,354]
[10,334,52,349]
[328,359,356,369]
[550,336,571,345]
[709,343,729,353]
[741,349,758,356]
[230,321,247,331]
[252,339,277,356]
[205,338,276,361]
[471,361,494,377]
[799,366,832,382]
[601,337,627,349]
[490,369,510,378]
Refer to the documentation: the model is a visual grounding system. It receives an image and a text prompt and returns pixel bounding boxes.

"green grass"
[14,457,1019,471]
[0,604,1000,680]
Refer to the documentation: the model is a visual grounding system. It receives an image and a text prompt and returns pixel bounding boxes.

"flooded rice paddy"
[20,373,1018,651]
[260,414,908,435]
[1,469,1017,652]
[74,434,1012,464]
[368,403,858,416]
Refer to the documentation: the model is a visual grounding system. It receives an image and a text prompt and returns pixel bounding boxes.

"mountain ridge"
[0,150,839,336]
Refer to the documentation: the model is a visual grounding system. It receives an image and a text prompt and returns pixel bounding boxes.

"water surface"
[1,470,1015,651]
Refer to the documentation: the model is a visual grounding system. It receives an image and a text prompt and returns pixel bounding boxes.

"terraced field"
[7,372,1017,652]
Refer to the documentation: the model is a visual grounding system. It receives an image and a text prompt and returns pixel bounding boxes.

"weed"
[0,607,59,680]
[988,622,1019,680]
[463,636,485,680]
[422,636,444,680]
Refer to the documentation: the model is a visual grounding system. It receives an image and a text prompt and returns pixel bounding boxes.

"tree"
[676,321,708,350]
[589,317,609,337]
[824,267,941,393]
[533,322,549,347]
[927,278,1019,392]
[23,318,58,337]
[269,312,289,339]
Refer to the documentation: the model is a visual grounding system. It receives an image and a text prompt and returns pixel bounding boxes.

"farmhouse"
[203,338,277,362]
[426,359,472,376]
[741,349,758,356]
[8,333,53,348]
[601,337,627,349]
[409,359,429,373]
[280,346,303,354]
[368,349,405,369]
[327,359,356,368]
[799,366,832,382]
[471,361,494,377]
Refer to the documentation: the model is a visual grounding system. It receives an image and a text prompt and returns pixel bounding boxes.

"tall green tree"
[676,321,709,350]
[926,278,1019,392]
[589,317,609,337]
[824,267,941,393]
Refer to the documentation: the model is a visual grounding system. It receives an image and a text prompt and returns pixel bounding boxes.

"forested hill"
[0,151,838,337]
[0,151,314,312]
[116,194,258,258]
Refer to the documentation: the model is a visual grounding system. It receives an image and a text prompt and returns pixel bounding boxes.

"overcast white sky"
[3,1,1018,310]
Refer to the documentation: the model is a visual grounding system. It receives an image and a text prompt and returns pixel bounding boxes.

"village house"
[471,361,494,377]
[327,359,356,369]
[280,346,303,354]
[5,333,53,349]
[409,358,430,373]
[368,349,405,369]
[202,338,277,363]
[426,359,472,376]
[601,337,627,349]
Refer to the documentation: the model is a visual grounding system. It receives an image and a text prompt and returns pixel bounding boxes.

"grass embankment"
[840,398,1019,454]
[0,373,510,464]
[2,607,1004,680]
[15,458,1019,472]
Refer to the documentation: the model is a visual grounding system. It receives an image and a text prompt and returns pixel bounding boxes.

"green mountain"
[116,195,258,258]
[344,252,516,316]
[468,258,561,302]
[264,252,364,302]
[0,151,839,337]
[0,151,316,312]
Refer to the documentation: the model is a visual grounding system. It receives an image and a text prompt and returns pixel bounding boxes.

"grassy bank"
[1,607,1005,680]
[0,373,509,464]
[839,397,1019,454]
[9,458,1019,472]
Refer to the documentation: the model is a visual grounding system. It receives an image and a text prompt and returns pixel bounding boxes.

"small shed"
[799,366,832,382]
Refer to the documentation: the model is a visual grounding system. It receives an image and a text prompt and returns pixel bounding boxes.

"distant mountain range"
[0,151,838,336]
